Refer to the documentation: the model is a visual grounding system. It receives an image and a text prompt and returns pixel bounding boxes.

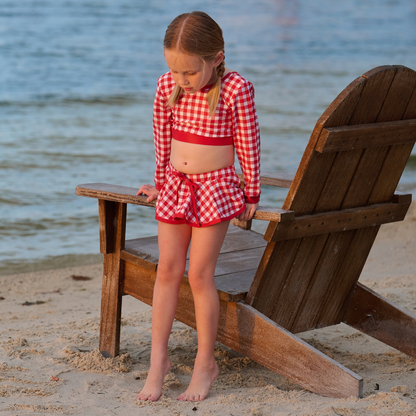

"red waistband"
[172,129,233,146]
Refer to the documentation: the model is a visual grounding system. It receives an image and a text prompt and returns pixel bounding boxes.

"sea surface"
[1,0,416,275]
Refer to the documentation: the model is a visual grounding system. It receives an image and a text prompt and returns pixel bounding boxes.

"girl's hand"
[137,184,159,202]
[238,202,259,222]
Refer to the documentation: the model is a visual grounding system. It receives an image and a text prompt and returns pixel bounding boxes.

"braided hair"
[164,11,225,117]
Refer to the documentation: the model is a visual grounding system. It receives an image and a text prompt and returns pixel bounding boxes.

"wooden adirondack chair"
[76,65,416,399]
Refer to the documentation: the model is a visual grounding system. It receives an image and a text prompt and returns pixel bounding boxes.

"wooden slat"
[269,235,328,329]
[265,199,410,243]
[186,247,265,278]
[246,239,301,314]
[214,269,257,302]
[254,207,295,222]
[99,201,126,358]
[316,118,416,153]
[219,226,267,252]
[76,183,156,207]
[290,231,355,333]
[121,235,159,272]
[342,283,416,358]
[316,227,380,328]
[230,217,252,230]
[123,263,363,398]
[99,200,117,254]
[237,172,293,188]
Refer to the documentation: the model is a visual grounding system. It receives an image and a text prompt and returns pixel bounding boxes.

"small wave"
[0,93,151,108]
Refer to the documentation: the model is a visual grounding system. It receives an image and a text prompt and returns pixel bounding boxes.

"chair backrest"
[246,66,416,333]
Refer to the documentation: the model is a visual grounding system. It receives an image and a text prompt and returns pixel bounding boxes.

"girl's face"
[164,49,223,94]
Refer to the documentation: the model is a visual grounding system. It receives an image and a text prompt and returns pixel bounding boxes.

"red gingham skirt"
[155,163,246,227]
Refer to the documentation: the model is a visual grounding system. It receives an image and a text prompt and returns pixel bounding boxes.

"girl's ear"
[214,51,224,67]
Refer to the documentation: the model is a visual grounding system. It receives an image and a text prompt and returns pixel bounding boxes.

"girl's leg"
[177,220,229,402]
[137,222,192,401]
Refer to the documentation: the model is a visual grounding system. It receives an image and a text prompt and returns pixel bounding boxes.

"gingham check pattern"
[153,71,261,203]
[155,163,245,227]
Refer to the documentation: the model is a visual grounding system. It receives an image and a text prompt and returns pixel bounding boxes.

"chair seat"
[121,225,267,302]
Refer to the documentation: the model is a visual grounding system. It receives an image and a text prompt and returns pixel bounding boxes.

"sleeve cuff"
[244,195,260,204]
[155,183,164,191]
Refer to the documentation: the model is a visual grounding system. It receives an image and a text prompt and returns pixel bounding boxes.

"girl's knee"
[187,269,215,293]
[157,260,186,286]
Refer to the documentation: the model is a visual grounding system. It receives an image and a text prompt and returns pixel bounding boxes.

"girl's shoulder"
[221,71,255,102]
[156,72,176,95]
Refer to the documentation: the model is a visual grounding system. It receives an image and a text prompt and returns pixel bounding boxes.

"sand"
[1,203,416,416]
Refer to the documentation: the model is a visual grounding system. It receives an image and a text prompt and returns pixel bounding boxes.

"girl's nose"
[179,75,189,85]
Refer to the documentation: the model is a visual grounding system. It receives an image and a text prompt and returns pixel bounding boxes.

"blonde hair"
[164,11,225,117]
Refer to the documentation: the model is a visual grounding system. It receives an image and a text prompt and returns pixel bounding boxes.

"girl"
[137,11,260,402]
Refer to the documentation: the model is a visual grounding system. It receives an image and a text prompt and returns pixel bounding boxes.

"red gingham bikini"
[153,71,261,227]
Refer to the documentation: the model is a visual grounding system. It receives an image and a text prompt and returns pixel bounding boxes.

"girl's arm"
[232,80,261,219]
[153,75,173,191]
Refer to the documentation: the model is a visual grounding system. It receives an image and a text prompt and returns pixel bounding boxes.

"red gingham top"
[153,71,261,204]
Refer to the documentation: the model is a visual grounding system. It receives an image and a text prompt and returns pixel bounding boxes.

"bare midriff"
[170,139,235,174]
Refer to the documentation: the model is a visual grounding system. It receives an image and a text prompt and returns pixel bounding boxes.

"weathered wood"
[302,66,414,330]
[219,303,363,398]
[342,283,416,358]
[316,227,380,328]
[99,201,126,358]
[121,236,159,271]
[250,66,415,338]
[237,172,293,188]
[254,207,295,222]
[290,231,355,333]
[123,262,363,398]
[220,226,267,252]
[269,235,328,330]
[99,200,116,254]
[77,183,156,207]
[316,118,416,153]
[214,269,258,302]
[246,239,302,314]
[230,217,252,230]
[265,199,410,243]
[186,247,265,278]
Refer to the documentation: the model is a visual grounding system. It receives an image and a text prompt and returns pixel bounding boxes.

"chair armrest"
[76,183,296,222]
[75,183,156,207]
[237,172,294,188]
[253,206,295,222]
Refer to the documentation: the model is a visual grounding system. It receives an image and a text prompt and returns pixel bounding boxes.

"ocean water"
[1,0,416,275]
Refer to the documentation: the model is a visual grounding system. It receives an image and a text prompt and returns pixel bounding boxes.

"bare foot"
[177,358,218,402]
[137,359,171,402]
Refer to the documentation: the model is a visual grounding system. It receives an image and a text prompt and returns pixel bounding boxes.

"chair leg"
[342,282,416,358]
[98,200,126,358]
[218,302,363,398]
